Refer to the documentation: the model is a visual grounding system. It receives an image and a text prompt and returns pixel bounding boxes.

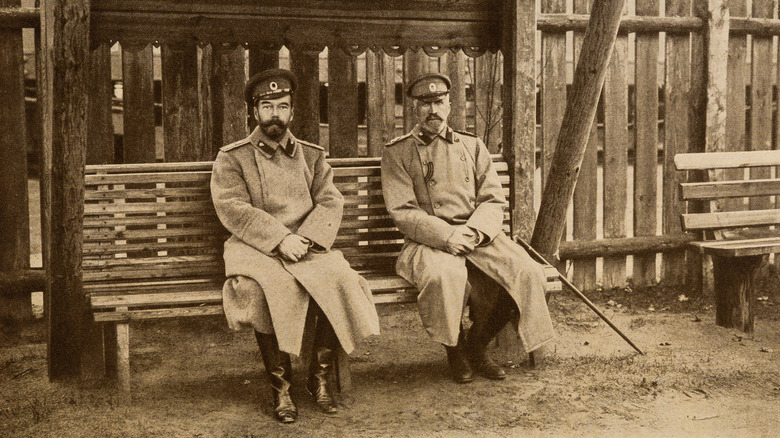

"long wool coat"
[381,125,555,352]
[211,128,380,356]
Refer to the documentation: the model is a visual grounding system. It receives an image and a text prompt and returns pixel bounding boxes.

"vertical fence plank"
[403,50,431,132]
[216,43,248,150]
[161,43,202,162]
[633,0,660,288]
[571,0,598,291]
[40,0,90,378]
[540,0,567,184]
[446,50,467,132]
[725,0,747,212]
[750,0,773,211]
[289,48,321,144]
[602,16,629,289]
[121,43,156,163]
[0,0,31,322]
[662,0,691,286]
[328,48,359,158]
[366,49,396,156]
[87,41,114,165]
[475,53,503,152]
[198,45,214,160]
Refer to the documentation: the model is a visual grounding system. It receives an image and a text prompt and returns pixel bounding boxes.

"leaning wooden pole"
[530,0,626,261]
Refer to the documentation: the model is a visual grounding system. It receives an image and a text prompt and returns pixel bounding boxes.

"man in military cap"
[381,73,555,384]
[210,68,380,423]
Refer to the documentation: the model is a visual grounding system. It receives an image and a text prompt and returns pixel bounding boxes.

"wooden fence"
[1,0,779,322]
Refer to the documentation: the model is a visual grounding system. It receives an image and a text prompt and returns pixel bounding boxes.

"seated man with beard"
[210,69,380,423]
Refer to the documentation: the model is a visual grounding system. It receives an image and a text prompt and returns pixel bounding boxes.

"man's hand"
[277,234,311,262]
[445,226,478,256]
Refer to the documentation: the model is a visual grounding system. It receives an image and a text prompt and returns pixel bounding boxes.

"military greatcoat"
[211,127,380,356]
[381,124,555,352]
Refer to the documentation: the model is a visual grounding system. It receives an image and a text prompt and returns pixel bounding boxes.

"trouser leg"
[255,331,298,423]
[306,302,339,414]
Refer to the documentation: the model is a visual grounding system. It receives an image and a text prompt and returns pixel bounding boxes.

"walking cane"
[515,238,645,355]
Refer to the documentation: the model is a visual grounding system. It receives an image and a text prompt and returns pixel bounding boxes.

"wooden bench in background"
[83,156,563,395]
[675,150,780,332]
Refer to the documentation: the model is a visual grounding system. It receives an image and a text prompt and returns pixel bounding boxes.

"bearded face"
[414,94,451,135]
[254,94,294,141]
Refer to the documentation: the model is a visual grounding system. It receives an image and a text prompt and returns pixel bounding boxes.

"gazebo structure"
[1,0,768,381]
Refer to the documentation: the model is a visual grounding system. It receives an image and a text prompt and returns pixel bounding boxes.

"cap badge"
[269,81,278,91]
[428,83,437,92]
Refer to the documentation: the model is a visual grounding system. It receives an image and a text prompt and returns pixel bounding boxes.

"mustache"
[260,118,286,128]
[425,114,442,122]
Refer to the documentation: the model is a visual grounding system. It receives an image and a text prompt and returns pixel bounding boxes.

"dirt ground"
[2,270,779,437]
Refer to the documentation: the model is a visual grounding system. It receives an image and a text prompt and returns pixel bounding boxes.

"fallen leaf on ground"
[678,294,689,302]
[759,347,773,353]
[659,342,671,346]
[691,315,701,322]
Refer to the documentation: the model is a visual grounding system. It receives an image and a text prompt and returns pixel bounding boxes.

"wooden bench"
[675,150,780,333]
[83,156,562,394]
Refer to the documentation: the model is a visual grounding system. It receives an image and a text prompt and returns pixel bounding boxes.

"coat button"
[434,202,442,208]
[460,156,466,161]
[428,180,436,186]
[465,176,470,182]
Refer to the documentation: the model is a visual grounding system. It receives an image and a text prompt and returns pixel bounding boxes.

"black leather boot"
[444,331,473,384]
[465,291,517,380]
[306,315,339,414]
[255,332,298,423]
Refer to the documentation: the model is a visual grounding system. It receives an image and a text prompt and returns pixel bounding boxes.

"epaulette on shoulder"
[453,129,478,139]
[385,132,412,147]
[219,138,251,152]
[296,139,325,151]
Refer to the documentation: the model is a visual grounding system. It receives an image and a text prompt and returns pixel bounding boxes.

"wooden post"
[632,0,661,288]
[571,0,598,292]
[540,0,566,183]
[530,0,626,262]
[366,49,396,156]
[327,47,359,158]
[289,47,321,145]
[161,43,202,162]
[0,0,31,323]
[602,4,628,289]
[444,50,467,132]
[749,0,773,211]
[475,52,503,152]
[495,0,537,365]
[216,43,247,150]
[725,0,746,213]
[121,42,156,163]
[39,0,90,378]
[712,255,758,332]
[661,0,691,286]
[403,49,430,132]
[86,41,114,165]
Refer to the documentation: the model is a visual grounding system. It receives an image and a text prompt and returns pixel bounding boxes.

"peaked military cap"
[244,68,298,107]
[406,73,451,101]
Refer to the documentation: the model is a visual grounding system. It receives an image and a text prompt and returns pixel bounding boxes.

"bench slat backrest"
[83,156,512,288]
[675,151,780,233]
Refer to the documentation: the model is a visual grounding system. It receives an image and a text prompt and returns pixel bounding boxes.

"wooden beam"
[216,44,247,152]
[475,52,502,152]
[0,269,45,293]
[161,43,202,162]
[0,0,31,322]
[558,234,695,260]
[289,47,321,145]
[327,48,359,158]
[445,50,467,132]
[632,0,661,288]
[403,50,430,132]
[571,0,598,292]
[530,0,625,261]
[39,0,90,378]
[87,41,115,165]
[725,0,747,213]
[502,0,536,241]
[121,42,156,163]
[0,6,38,28]
[366,49,396,156]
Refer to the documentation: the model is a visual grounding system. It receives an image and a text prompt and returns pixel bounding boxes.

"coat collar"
[412,124,454,145]
[249,126,297,158]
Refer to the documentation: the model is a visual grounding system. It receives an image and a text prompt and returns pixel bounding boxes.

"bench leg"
[711,255,761,333]
[115,322,131,397]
